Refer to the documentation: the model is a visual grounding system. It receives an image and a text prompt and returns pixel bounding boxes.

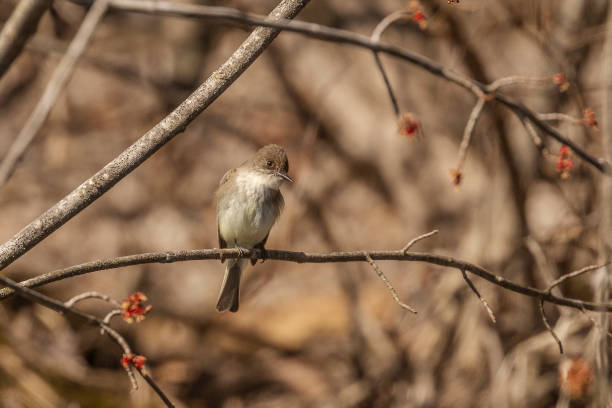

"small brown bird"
[215,145,292,312]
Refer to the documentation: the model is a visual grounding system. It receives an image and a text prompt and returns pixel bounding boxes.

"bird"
[215,144,292,312]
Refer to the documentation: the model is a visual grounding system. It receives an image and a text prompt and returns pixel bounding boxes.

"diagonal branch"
[0,0,311,271]
[454,97,486,175]
[460,269,496,323]
[365,253,417,313]
[1,246,611,312]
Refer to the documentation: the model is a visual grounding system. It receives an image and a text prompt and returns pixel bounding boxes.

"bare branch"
[0,0,50,78]
[1,247,611,313]
[365,254,417,313]
[537,112,584,125]
[547,264,609,293]
[454,97,486,174]
[460,269,496,323]
[538,298,564,354]
[65,291,120,308]
[96,0,608,173]
[486,75,552,92]
[401,229,438,253]
[371,11,411,116]
[0,0,111,188]
[0,275,174,406]
[0,0,311,272]
[519,116,552,157]
[103,309,122,326]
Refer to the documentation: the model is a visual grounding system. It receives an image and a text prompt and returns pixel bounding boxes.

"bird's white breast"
[217,170,282,248]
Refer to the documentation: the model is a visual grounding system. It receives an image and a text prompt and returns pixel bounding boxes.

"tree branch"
[0,0,50,79]
[0,0,311,271]
[0,275,175,407]
[99,0,610,173]
[1,247,611,312]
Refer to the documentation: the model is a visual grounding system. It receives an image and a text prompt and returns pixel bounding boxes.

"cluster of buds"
[121,292,152,323]
[121,354,147,371]
[449,169,462,187]
[408,1,428,30]
[397,112,421,139]
[556,145,574,178]
[552,72,570,92]
[582,108,598,129]
[559,357,592,401]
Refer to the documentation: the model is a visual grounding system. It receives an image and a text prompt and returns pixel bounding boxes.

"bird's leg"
[232,241,250,260]
[251,243,267,265]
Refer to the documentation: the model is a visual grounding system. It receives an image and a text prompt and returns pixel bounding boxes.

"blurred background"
[0,0,610,406]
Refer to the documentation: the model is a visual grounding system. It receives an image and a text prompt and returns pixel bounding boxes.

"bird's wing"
[219,167,237,186]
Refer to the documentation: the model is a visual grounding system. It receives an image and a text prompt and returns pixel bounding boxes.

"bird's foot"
[250,247,266,265]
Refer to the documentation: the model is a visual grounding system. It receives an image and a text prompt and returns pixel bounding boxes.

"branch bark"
[1,247,610,312]
[0,0,50,78]
[0,0,311,271]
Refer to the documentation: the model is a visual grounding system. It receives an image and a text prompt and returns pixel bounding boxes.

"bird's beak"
[275,172,294,183]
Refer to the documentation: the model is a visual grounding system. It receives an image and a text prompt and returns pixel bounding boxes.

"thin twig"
[460,269,496,323]
[455,97,486,173]
[81,0,610,173]
[537,112,584,125]
[402,229,438,253]
[0,0,311,272]
[0,0,111,188]
[486,75,552,92]
[364,254,417,313]
[519,116,552,157]
[0,275,174,406]
[1,247,610,312]
[0,0,50,78]
[65,291,120,308]
[370,11,411,116]
[538,297,564,354]
[103,309,122,326]
[547,264,609,293]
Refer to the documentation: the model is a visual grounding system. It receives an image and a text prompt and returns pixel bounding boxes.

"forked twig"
[454,97,486,174]
[365,254,417,313]
[460,269,496,323]
[402,229,438,253]
[371,11,411,116]
[539,298,564,354]
[547,264,609,293]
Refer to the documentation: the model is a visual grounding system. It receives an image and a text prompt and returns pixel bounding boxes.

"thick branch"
[1,247,611,312]
[0,0,50,78]
[0,0,310,271]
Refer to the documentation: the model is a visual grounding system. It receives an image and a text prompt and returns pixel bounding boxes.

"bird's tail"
[216,259,244,312]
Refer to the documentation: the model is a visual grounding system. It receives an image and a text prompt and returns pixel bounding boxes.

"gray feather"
[216,259,243,313]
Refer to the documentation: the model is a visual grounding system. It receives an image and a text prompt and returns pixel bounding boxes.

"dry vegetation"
[0,0,611,407]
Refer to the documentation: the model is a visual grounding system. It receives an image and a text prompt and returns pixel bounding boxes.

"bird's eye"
[266,160,273,167]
